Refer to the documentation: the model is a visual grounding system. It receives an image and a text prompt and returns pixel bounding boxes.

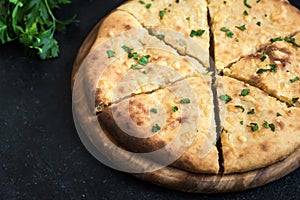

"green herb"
[175,0,180,3]
[142,70,148,74]
[269,123,275,132]
[146,3,152,9]
[159,10,166,19]
[219,94,232,104]
[172,106,179,112]
[106,50,115,58]
[152,124,161,132]
[180,98,191,104]
[156,34,165,40]
[284,36,300,47]
[243,10,249,16]
[276,112,282,117]
[224,1,227,4]
[292,97,299,104]
[260,52,267,61]
[190,29,205,37]
[270,37,282,43]
[220,27,234,38]
[240,121,244,125]
[244,0,252,8]
[290,76,299,83]
[235,24,246,31]
[256,68,269,74]
[128,52,139,60]
[235,38,239,42]
[263,121,269,128]
[256,0,261,3]
[139,0,145,4]
[247,108,255,115]
[256,21,261,26]
[269,64,277,72]
[186,17,190,21]
[122,45,132,53]
[249,123,259,132]
[235,105,245,112]
[240,89,250,96]
[130,65,142,69]
[0,0,75,59]
[150,108,158,114]
[139,55,150,65]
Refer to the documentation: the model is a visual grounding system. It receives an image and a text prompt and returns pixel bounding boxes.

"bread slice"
[224,32,300,106]
[217,76,300,173]
[208,0,300,70]
[118,0,210,67]
[98,77,219,174]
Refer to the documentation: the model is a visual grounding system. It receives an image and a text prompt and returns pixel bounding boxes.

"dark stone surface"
[0,0,299,199]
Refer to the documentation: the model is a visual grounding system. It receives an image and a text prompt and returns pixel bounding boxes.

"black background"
[0,0,299,199]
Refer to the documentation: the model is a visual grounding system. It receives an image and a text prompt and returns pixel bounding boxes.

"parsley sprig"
[0,0,75,59]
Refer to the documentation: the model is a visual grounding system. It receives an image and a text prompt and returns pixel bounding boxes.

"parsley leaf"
[219,94,232,104]
[180,98,191,104]
[159,10,166,19]
[277,112,282,117]
[156,34,165,40]
[292,97,299,104]
[256,21,261,26]
[0,0,74,59]
[263,121,269,128]
[269,123,275,132]
[122,45,132,53]
[260,52,267,61]
[130,65,142,69]
[172,106,179,112]
[240,121,244,125]
[243,10,249,16]
[235,105,245,112]
[244,0,252,8]
[290,76,299,83]
[106,50,115,58]
[247,109,255,115]
[235,24,246,31]
[284,36,300,47]
[139,55,150,65]
[150,108,158,114]
[249,123,259,132]
[128,52,139,60]
[220,27,234,38]
[190,29,205,37]
[270,37,282,43]
[152,124,161,133]
[145,3,152,9]
[240,89,250,96]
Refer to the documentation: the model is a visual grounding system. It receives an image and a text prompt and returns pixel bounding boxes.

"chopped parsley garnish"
[235,38,240,42]
[249,123,259,132]
[190,29,205,37]
[277,112,282,117]
[220,27,234,38]
[142,70,148,74]
[235,24,246,31]
[159,10,166,19]
[139,55,150,65]
[243,0,252,8]
[122,45,132,53]
[146,3,152,9]
[172,106,179,112]
[128,52,139,60]
[247,108,255,115]
[130,65,142,69]
[257,68,269,74]
[139,0,145,4]
[243,10,249,16]
[224,1,227,4]
[260,52,267,61]
[152,124,161,133]
[180,98,191,104]
[240,121,244,125]
[270,37,282,43]
[290,76,299,83]
[150,108,158,114]
[175,0,180,3]
[106,50,115,58]
[292,97,299,104]
[269,64,277,72]
[269,123,275,132]
[186,17,190,21]
[256,21,261,26]
[235,105,245,112]
[156,34,165,40]
[263,121,269,128]
[284,36,300,47]
[256,0,261,3]
[240,89,250,96]
[219,94,232,104]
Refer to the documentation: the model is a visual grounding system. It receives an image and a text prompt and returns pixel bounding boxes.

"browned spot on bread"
[265,46,292,67]
[238,153,244,158]
[250,75,262,83]
[276,120,284,130]
[260,143,269,152]
[124,24,132,30]
[179,117,189,124]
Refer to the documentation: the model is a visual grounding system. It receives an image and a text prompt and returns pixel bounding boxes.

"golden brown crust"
[217,76,300,173]
[209,0,300,70]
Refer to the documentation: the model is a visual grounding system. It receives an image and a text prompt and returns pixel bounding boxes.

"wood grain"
[71,19,300,193]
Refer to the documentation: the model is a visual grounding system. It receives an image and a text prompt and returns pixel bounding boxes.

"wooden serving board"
[71,20,300,193]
